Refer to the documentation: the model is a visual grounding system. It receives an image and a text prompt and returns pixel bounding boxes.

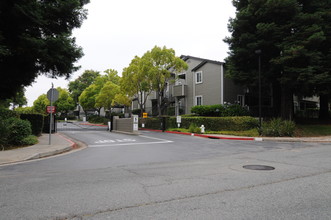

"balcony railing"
[173,84,187,97]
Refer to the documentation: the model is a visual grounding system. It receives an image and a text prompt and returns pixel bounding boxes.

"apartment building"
[132,55,246,116]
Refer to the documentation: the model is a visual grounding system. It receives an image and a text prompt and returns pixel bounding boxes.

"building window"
[195,95,203,106]
[195,71,203,84]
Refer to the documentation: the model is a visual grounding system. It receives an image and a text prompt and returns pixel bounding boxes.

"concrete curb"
[26,146,73,160]
[140,128,258,141]
[139,128,331,142]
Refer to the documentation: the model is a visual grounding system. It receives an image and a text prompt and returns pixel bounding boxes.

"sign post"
[176,116,182,128]
[47,84,59,145]
[133,115,139,132]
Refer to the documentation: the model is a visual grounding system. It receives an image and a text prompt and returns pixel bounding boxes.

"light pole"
[255,49,262,128]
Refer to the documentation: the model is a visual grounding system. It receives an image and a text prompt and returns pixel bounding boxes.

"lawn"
[295,124,331,137]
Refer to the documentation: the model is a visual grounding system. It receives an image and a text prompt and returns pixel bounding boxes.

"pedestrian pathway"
[0,133,78,166]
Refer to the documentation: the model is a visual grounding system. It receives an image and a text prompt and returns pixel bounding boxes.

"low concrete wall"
[112,116,139,135]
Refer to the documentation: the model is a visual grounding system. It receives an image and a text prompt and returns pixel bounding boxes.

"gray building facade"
[132,55,246,116]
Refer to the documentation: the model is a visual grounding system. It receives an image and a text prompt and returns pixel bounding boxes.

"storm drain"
[243,165,275,171]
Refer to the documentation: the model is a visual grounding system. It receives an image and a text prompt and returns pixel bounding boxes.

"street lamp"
[255,49,262,128]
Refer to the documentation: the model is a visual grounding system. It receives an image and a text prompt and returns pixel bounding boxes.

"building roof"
[180,55,224,72]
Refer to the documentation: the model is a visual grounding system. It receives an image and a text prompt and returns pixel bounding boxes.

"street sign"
[46,106,56,114]
[47,88,59,102]
[176,116,182,123]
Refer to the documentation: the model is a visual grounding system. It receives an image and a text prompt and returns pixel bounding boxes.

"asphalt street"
[0,128,330,219]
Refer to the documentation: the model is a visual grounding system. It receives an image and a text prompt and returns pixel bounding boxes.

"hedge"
[191,104,250,117]
[0,108,19,119]
[141,116,259,131]
[20,114,44,136]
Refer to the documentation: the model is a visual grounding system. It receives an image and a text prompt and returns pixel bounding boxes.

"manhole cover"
[243,165,275,171]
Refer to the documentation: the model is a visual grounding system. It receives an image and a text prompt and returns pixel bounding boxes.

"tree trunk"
[157,91,162,117]
[319,94,330,120]
[280,86,294,120]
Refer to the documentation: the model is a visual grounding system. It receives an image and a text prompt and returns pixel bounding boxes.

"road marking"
[94,139,136,144]
[89,135,173,148]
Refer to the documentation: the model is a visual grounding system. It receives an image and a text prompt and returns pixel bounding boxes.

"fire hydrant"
[200,125,205,133]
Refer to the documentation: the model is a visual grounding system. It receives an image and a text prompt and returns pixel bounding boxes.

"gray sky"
[25,0,235,106]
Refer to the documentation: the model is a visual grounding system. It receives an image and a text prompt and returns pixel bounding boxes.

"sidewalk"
[141,128,331,142]
[0,133,78,166]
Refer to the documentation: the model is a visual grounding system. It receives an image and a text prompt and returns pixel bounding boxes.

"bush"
[0,119,10,149]
[20,114,44,136]
[88,115,109,124]
[142,116,258,131]
[188,123,201,133]
[6,117,32,145]
[191,104,249,117]
[132,109,142,116]
[0,108,19,119]
[260,118,296,137]
[21,135,38,145]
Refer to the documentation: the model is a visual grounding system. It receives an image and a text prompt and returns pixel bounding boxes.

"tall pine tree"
[225,0,331,120]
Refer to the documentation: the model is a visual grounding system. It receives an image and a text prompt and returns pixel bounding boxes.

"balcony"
[173,84,187,97]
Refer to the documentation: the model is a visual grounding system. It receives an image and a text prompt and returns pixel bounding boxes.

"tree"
[32,94,49,114]
[142,46,188,116]
[0,88,27,109]
[224,0,331,120]
[79,84,100,116]
[68,70,100,103]
[54,87,75,115]
[78,69,120,116]
[0,0,90,100]
[10,88,27,110]
[121,56,153,115]
[113,93,131,113]
[95,82,120,117]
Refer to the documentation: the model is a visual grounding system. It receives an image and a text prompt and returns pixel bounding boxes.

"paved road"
[0,129,330,219]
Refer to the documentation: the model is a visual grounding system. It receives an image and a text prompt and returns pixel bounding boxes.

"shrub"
[188,123,201,133]
[260,118,296,137]
[21,135,38,145]
[142,116,258,131]
[191,104,249,117]
[0,108,19,119]
[20,114,44,136]
[0,119,10,149]
[132,109,142,116]
[6,117,32,145]
[88,115,109,124]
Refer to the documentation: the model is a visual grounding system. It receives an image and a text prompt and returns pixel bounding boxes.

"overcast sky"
[25,0,236,106]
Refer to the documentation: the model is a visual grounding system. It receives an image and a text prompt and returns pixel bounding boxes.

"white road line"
[89,141,173,148]
[89,135,173,148]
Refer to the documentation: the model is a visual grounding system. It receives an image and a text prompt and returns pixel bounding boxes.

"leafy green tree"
[0,88,27,109]
[0,0,90,100]
[95,82,120,117]
[113,93,131,114]
[54,87,75,115]
[225,0,331,120]
[142,46,188,116]
[78,69,122,116]
[10,88,27,110]
[121,56,153,115]
[32,94,50,114]
[79,84,100,116]
[68,70,100,103]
